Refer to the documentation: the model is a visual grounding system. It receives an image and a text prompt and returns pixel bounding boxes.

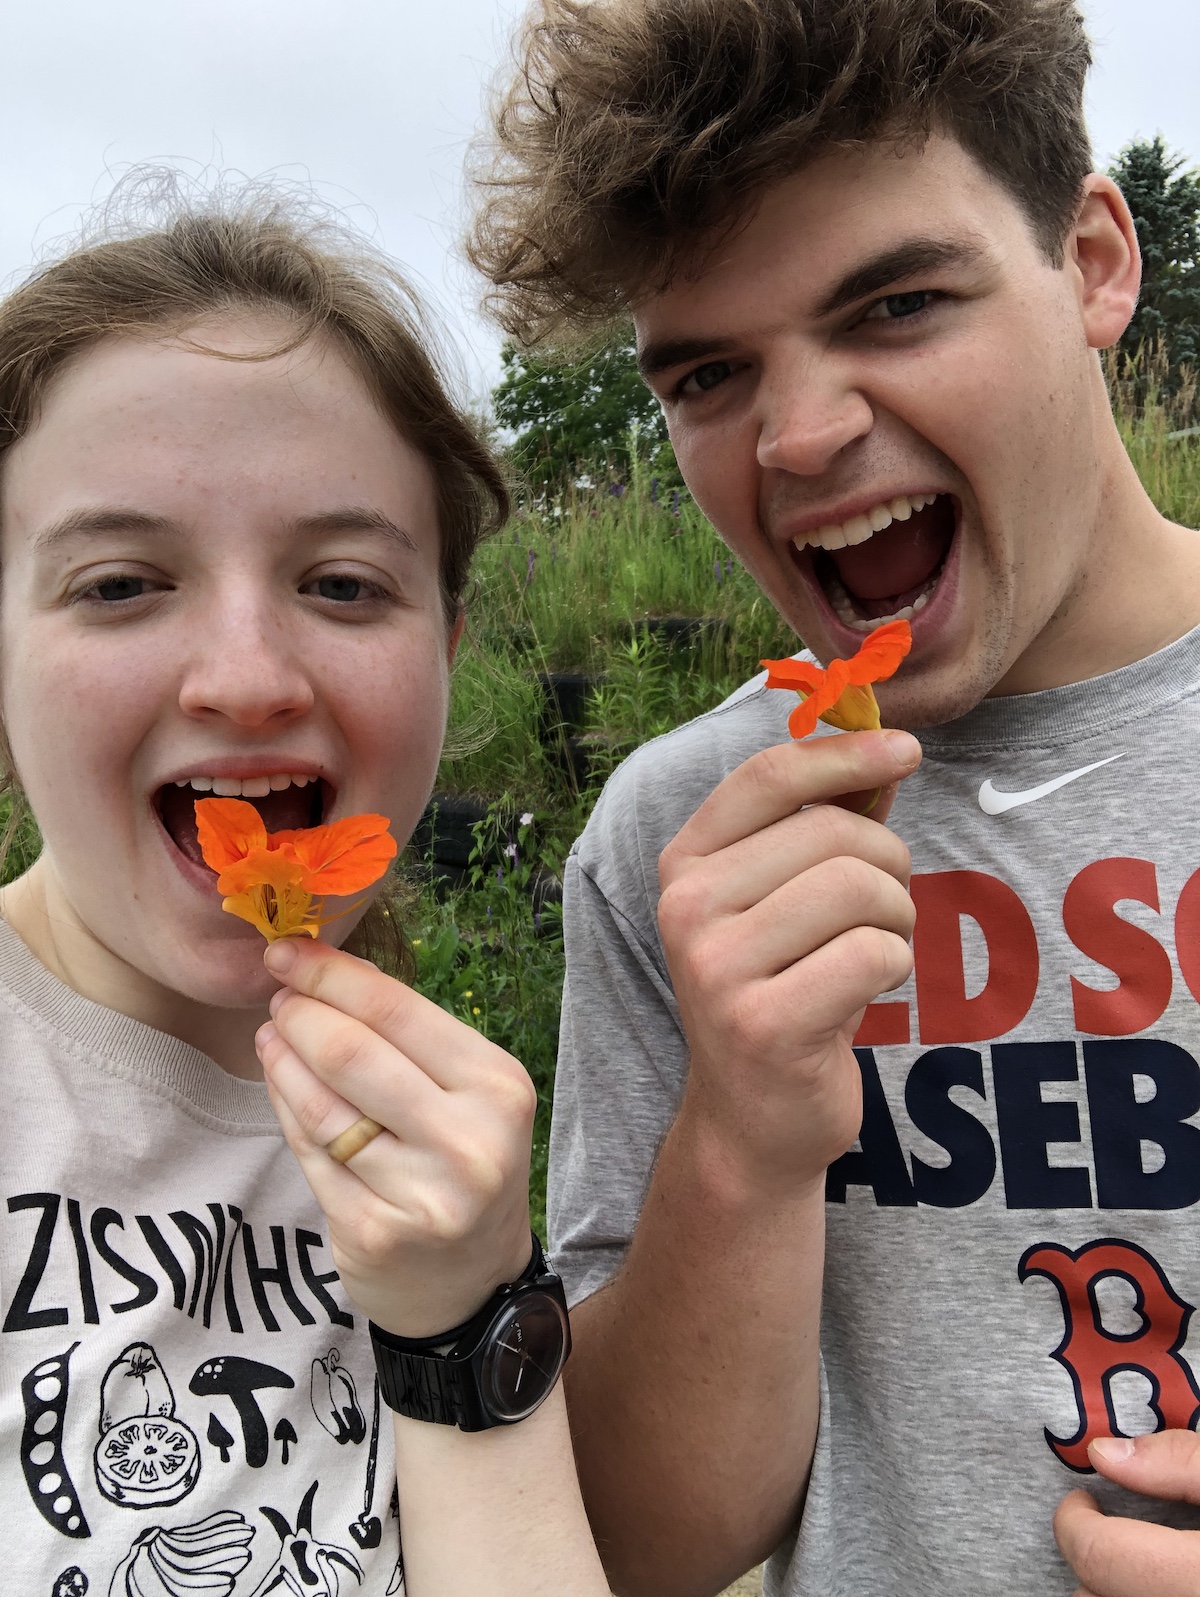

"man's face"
[636,134,1116,725]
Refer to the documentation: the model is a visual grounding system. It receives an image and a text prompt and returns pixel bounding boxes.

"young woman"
[0,189,610,1597]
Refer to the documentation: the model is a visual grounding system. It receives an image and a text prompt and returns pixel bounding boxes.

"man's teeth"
[825,565,938,633]
[172,774,315,797]
[792,493,939,554]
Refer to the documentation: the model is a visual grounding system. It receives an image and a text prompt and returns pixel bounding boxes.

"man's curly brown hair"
[468,0,1094,346]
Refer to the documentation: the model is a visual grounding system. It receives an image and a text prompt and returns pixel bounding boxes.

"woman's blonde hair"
[0,172,509,972]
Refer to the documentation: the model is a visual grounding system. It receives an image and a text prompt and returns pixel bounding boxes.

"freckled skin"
[636,134,1200,726]
[0,318,454,1048]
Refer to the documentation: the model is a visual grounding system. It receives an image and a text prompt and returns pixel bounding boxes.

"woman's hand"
[255,936,537,1339]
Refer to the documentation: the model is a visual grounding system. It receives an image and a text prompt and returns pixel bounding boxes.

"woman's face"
[0,319,454,1007]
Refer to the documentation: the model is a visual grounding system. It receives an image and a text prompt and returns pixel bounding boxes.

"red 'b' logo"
[1019,1238,1200,1472]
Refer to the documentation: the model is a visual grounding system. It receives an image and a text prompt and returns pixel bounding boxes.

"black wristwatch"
[369,1233,571,1431]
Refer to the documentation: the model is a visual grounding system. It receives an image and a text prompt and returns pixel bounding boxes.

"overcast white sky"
[1,0,1196,402]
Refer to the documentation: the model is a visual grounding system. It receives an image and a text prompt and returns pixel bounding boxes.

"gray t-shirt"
[550,623,1200,1595]
[0,918,404,1596]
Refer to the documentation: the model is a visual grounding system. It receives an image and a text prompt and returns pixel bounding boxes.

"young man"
[470,3,1200,1593]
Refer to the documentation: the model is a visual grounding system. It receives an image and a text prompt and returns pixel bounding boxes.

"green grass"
[2,388,1199,1239]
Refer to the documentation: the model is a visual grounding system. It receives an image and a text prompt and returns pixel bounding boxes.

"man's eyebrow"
[637,336,740,380]
[288,508,419,553]
[814,237,987,318]
[636,238,987,378]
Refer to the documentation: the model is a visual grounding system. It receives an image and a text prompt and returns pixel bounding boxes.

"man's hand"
[255,937,536,1340]
[1056,1432,1200,1595]
[657,727,922,1195]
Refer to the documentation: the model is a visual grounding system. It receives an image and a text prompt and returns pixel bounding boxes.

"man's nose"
[756,351,874,477]
[178,603,315,728]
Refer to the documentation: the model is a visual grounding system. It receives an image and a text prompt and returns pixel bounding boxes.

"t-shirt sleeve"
[548,849,689,1308]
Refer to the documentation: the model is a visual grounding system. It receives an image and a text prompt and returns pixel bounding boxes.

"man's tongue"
[828,508,952,620]
[160,784,320,870]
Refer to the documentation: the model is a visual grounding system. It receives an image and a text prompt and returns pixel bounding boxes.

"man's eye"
[864,291,937,322]
[680,360,735,395]
[93,576,149,602]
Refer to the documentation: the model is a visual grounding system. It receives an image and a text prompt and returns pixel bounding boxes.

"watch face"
[480,1291,569,1421]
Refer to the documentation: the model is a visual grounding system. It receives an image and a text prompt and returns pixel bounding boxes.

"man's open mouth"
[156,774,331,871]
[789,491,958,631]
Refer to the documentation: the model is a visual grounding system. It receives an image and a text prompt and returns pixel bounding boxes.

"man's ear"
[1069,173,1142,351]
[447,610,466,666]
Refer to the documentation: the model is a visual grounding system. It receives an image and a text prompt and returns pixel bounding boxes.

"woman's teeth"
[791,493,940,554]
[173,774,315,798]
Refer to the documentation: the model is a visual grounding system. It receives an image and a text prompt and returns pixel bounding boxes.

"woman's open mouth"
[789,491,958,633]
[155,774,332,871]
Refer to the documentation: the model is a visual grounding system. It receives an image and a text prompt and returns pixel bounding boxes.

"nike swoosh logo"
[978,753,1125,815]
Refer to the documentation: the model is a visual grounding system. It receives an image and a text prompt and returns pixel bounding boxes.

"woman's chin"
[161,939,281,1011]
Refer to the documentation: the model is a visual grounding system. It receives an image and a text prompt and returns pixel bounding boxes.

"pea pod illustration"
[21,1341,90,1539]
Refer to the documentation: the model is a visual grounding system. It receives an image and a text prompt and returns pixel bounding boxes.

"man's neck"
[991,409,1200,697]
[0,859,267,1080]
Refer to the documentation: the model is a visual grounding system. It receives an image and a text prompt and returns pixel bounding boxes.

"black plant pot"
[412,794,501,871]
[533,671,603,738]
[625,616,730,651]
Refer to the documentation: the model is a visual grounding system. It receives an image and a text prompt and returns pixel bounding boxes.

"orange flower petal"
[763,621,911,741]
[842,619,912,685]
[215,846,307,899]
[195,797,270,871]
[273,813,397,895]
[760,657,827,694]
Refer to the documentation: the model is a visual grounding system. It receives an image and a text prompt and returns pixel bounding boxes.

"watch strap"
[368,1232,553,1429]
[372,1335,462,1426]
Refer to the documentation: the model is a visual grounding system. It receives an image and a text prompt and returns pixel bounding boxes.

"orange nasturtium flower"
[761,619,913,740]
[195,798,397,943]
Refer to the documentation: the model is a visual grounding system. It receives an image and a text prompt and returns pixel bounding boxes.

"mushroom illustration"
[273,1417,298,1465]
[207,1412,235,1464]
[189,1358,294,1470]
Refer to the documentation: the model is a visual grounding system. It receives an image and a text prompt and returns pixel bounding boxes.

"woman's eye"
[92,575,149,602]
[309,574,382,603]
[680,360,735,396]
[864,290,938,323]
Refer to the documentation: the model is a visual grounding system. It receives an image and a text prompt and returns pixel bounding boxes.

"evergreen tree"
[492,331,674,488]
[1110,136,1200,375]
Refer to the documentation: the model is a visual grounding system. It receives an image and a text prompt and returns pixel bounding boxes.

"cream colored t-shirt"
[0,917,403,1596]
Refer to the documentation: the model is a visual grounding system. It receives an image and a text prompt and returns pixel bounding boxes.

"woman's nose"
[178,609,315,728]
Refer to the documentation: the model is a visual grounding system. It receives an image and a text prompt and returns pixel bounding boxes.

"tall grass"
[1,369,1197,1232]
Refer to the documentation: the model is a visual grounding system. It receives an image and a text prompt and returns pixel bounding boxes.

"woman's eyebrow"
[30,506,419,554]
[32,507,175,550]
[289,508,418,553]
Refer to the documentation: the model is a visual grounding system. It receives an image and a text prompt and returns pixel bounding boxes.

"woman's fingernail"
[255,1022,277,1054]
[268,989,286,1018]
[1091,1436,1135,1463]
[883,729,921,767]
[264,939,299,977]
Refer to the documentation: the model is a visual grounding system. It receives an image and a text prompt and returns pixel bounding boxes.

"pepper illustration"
[94,1343,200,1510]
[310,1349,366,1446]
[21,1341,90,1539]
[108,1510,254,1597]
[253,1480,364,1596]
[99,1343,175,1431]
[52,1569,89,1597]
[190,1356,294,1469]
